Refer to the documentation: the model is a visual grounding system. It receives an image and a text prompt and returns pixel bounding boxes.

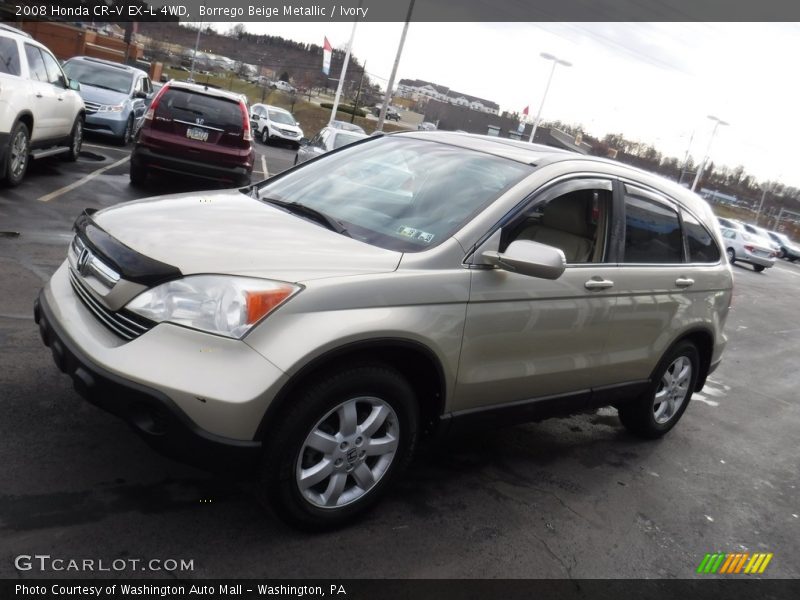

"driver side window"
[501,180,613,264]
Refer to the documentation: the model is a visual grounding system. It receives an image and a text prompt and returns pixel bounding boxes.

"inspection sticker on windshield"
[397,226,435,244]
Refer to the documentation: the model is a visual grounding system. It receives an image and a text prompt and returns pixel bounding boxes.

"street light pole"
[529,52,572,143]
[189,21,202,82]
[691,115,729,192]
[377,0,416,132]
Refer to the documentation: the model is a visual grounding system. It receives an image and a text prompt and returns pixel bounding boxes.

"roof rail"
[0,23,32,38]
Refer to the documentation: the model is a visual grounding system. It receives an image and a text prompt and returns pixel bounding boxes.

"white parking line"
[38,156,130,202]
[261,155,269,177]
[82,143,129,153]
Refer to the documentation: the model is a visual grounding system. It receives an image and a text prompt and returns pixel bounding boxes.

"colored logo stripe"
[697,553,773,574]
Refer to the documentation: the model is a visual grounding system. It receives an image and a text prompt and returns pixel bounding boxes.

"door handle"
[675,278,695,288]
[584,278,614,290]
[35,92,43,98]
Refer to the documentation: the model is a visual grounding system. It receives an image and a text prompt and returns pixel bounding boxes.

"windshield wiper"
[84,83,122,93]
[261,198,350,237]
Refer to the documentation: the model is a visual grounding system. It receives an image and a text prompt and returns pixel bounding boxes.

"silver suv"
[35,132,733,528]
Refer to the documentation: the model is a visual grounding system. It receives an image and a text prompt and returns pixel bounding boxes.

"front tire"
[753,264,765,272]
[618,341,699,439]
[261,128,271,145]
[260,363,419,530]
[119,116,133,146]
[3,121,30,187]
[64,116,83,162]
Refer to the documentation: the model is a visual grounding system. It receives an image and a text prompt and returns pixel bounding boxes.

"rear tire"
[619,341,699,439]
[259,363,419,530]
[753,264,765,272]
[129,161,147,186]
[726,248,735,264]
[3,121,30,187]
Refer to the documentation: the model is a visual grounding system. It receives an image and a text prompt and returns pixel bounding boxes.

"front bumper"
[84,111,128,138]
[34,264,289,469]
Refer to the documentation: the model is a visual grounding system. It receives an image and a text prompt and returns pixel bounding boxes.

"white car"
[295,126,367,165]
[250,103,303,148]
[271,80,296,93]
[720,227,776,272]
[0,24,85,186]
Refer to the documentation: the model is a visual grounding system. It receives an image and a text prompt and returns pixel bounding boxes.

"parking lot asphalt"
[0,140,798,579]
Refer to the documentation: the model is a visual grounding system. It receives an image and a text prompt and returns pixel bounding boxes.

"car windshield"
[332,132,365,149]
[256,136,534,252]
[63,61,133,94]
[268,110,295,125]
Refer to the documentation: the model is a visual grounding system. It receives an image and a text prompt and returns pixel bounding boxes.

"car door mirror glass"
[135,90,148,99]
[68,78,80,91]
[482,240,566,280]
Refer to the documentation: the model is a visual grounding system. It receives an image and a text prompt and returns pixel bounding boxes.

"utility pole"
[678,130,695,185]
[377,0,415,132]
[329,2,362,125]
[189,21,202,82]
[351,62,366,124]
[691,115,729,192]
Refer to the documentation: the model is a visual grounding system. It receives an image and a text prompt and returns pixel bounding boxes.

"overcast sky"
[211,22,799,188]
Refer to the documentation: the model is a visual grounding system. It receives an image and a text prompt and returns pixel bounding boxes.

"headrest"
[541,192,593,238]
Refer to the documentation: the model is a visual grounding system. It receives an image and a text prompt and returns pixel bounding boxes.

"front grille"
[278,128,299,137]
[84,101,100,114]
[68,269,153,341]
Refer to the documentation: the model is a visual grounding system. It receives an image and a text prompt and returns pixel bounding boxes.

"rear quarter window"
[0,38,21,76]
[157,89,242,133]
[683,212,721,263]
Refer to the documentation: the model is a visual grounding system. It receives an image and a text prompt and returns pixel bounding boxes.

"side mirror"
[482,240,566,280]
[299,138,309,146]
[134,90,148,99]
[68,79,80,91]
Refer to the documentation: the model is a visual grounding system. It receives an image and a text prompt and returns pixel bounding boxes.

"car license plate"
[186,127,209,141]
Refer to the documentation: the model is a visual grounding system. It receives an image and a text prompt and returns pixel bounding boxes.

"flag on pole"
[322,37,332,75]
[518,106,529,133]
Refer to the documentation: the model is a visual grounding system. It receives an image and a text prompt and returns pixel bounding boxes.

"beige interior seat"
[516,193,594,263]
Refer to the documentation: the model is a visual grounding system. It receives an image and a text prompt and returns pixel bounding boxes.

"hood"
[79,84,130,106]
[93,190,401,282]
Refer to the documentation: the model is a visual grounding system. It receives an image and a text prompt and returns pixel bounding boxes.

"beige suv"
[35,132,732,528]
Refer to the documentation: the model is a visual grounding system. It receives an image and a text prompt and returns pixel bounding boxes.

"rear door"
[148,87,248,166]
[23,43,60,141]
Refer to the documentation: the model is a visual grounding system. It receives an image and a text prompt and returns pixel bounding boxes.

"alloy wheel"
[295,396,399,509]
[10,130,28,177]
[652,356,692,424]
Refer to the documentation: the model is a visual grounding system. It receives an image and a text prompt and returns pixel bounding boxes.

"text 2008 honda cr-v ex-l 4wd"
[35,132,733,529]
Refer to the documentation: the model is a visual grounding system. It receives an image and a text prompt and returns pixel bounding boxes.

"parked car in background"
[0,23,84,186]
[130,81,253,187]
[62,56,153,145]
[271,80,295,93]
[294,126,367,164]
[250,103,303,148]
[417,121,437,131]
[742,223,781,255]
[329,120,366,135]
[37,132,733,529]
[766,230,800,261]
[716,216,744,231]
[720,227,776,272]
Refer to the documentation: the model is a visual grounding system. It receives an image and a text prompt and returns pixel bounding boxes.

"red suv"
[130,81,254,187]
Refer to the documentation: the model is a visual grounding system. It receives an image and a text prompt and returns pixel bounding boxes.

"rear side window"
[157,89,242,133]
[683,212,721,263]
[624,187,683,263]
[0,38,21,76]
[24,44,47,82]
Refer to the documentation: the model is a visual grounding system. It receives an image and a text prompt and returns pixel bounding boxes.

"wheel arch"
[14,111,34,134]
[255,338,447,442]
[657,327,715,392]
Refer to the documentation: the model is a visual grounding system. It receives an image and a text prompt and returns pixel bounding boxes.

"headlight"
[126,275,300,338]
[97,104,124,112]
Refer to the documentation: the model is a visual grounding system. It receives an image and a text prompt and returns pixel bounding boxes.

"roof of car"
[0,24,32,39]
[164,80,247,103]
[67,56,148,75]
[396,131,715,218]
